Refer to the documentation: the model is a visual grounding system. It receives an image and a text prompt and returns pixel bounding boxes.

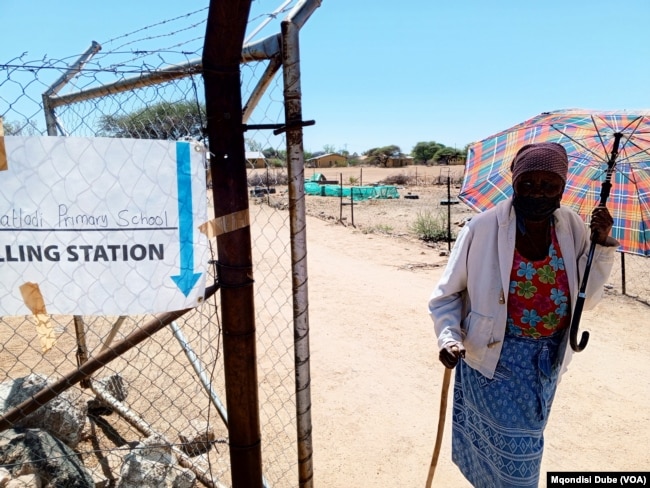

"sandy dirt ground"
[291,166,650,488]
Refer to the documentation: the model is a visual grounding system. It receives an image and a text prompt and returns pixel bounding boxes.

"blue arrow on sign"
[171,141,202,296]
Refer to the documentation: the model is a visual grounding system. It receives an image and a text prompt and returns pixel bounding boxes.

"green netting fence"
[304,181,400,200]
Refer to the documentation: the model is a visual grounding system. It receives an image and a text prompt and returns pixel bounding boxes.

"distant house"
[306,153,347,168]
[386,156,413,168]
[205,150,268,187]
[246,151,268,169]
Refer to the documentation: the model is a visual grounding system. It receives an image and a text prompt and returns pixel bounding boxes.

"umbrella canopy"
[460,109,650,256]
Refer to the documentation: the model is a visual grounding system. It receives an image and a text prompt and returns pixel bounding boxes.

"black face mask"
[512,194,561,222]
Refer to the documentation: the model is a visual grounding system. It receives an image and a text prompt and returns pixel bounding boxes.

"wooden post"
[0,117,7,172]
[350,187,355,227]
[447,172,451,251]
[339,173,343,222]
[621,252,626,295]
[203,2,263,487]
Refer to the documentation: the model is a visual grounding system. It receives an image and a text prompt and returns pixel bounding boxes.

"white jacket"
[428,198,616,379]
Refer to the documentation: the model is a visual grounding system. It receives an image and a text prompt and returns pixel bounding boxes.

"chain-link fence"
[0,2,317,486]
[607,252,650,304]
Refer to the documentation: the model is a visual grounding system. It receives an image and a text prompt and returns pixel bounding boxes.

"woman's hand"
[590,206,614,245]
[439,342,466,369]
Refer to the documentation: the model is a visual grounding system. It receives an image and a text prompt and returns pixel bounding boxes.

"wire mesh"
[0,2,310,486]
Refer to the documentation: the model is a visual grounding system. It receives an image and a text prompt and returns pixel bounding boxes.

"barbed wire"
[99,7,208,49]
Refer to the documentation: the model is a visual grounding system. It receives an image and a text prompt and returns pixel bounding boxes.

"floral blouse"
[507,224,571,339]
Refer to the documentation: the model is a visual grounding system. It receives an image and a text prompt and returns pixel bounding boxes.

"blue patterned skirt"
[452,331,566,488]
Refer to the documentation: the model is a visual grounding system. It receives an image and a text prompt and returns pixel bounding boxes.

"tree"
[364,145,401,167]
[246,139,263,152]
[411,141,445,164]
[2,120,39,136]
[98,101,205,140]
[262,147,286,161]
[433,146,466,165]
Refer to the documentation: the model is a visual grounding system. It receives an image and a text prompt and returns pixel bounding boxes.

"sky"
[2,0,650,155]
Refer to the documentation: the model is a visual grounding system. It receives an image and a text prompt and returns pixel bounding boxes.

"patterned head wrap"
[510,142,569,184]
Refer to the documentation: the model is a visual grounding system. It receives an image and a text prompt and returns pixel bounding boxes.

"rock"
[117,435,196,488]
[0,374,87,448]
[0,428,93,488]
[0,467,11,485]
[6,474,40,488]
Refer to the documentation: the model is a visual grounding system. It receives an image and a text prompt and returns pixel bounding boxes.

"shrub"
[247,170,289,187]
[380,173,412,186]
[269,158,285,168]
[361,224,393,235]
[430,174,464,186]
[410,210,451,242]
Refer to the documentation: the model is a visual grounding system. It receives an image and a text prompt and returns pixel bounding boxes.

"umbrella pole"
[569,133,622,352]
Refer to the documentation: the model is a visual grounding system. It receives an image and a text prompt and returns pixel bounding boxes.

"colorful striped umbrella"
[459,109,650,351]
[460,109,650,256]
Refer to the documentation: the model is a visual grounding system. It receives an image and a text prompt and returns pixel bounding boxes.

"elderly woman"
[428,142,618,487]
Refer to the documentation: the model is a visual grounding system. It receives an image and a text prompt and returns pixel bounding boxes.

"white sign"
[0,136,209,316]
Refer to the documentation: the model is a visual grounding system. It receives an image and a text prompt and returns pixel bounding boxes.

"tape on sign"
[19,282,56,353]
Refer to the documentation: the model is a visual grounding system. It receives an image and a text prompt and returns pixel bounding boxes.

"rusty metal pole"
[202,2,263,487]
[281,19,314,487]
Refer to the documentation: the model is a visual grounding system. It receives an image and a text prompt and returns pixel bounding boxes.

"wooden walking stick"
[425,366,452,488]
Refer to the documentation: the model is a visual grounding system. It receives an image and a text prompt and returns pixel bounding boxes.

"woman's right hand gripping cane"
[439,342,465,369]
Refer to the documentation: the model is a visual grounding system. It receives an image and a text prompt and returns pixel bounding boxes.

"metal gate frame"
[34,1,322,486]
